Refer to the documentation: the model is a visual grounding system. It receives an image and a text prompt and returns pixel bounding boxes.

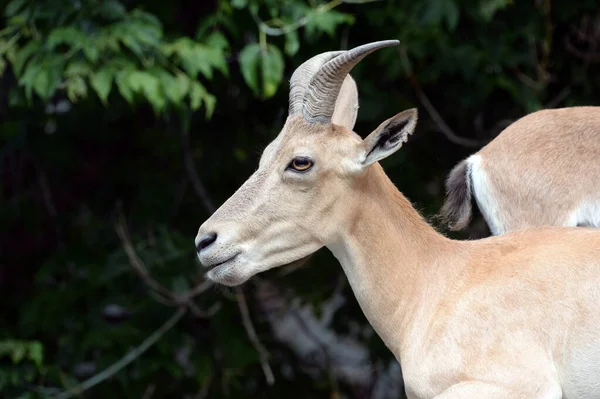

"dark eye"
[288,157,313,172]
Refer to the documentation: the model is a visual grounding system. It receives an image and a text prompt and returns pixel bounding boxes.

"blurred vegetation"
[1,0,599,397]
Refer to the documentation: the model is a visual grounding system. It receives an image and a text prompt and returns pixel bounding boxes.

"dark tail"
[439,159,472,231]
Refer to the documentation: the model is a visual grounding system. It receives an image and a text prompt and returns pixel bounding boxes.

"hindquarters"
[440,155,511,235]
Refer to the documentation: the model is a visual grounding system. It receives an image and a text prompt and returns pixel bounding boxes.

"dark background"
[1,0,599,397]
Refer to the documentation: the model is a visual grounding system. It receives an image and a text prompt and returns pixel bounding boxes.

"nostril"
[196,232,217,252]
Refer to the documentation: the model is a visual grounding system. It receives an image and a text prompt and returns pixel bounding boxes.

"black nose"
[196,232,217,252]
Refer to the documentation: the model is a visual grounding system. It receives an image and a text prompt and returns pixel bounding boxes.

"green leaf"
[261,44,284,98]
[204,92,216,119]
[305,10,354,38]
[231,0,247,8]
[47,27,87,50]
[444,0,460,30]
[11,345,25,364]
[115,70,134,103]
[19,60,41,101]
[5,0,26,18]
[422,0,460,30]
[127,70,165,113]
[284,30,300,56]
[189,81,206,111]
[121,35,144,57]
[83,45,100,63]
[65,60,91,78]
[205,31,229,51]
[66,76,87,102]
[90,68,114,104]
[97,32,120,52]
[479,0,514,21]
[173,40,225,79]
[12,40,41,76]
[159,71,189,104]
[27,342,43,367]
[238,43,261,96]
[239,43,284,98]
[95,0,127,20]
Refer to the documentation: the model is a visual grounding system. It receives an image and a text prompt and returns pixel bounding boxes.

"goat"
[440,107,600,235]
[195,40,600,398]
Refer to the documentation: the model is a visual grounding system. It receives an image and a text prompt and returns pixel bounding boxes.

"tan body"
[441,107,600,235]
[194,42,600,398]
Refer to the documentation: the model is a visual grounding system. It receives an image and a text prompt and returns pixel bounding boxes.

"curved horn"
[303,40,400,123]
[288,51,344,116]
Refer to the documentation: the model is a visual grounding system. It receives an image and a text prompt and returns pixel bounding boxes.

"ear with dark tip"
[331,75,359,130]
[360,108,418,166]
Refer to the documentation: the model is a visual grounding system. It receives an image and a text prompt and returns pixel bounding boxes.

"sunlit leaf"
[127,70,165,113]
[204,92,216,119]
[189,81,206,111]
[90,68,114,104]
[27,342,43,367]
[239,43,284,98]
[65,60,91,77]
[158,71,189,104]
[66,75,88,102]
[115,70,134,103]
[204,31,229,51]
[261,44,284,98]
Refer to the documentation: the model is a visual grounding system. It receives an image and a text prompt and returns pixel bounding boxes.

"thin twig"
[399,47,484,148]
[115,207,217,308]
[52,308,187,399]
[180,125,276,385]
[235,289,275,385]
[142,384,156,399]
[252,0,382,37]
[114,209,176,301]
[181,129,216,213]
[545,86,571,108]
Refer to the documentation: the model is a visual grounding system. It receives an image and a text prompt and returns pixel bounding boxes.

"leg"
[433,381,562,399]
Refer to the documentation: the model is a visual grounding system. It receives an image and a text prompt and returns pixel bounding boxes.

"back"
[473,107,600,233]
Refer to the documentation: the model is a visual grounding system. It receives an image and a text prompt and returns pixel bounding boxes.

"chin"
[206,264,252,286]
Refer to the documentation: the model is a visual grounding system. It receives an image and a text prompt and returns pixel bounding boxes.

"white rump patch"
[568,200,600,228]
[467,154,508,235]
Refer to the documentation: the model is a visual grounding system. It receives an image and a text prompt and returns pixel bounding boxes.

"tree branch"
[252,0,382,37]
[180,126,275,385]
[235,289,275,385]
[400,47,485,148]
[52,307,187,399]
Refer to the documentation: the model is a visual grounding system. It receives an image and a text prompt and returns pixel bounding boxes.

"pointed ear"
[331,75,359,130]
[359,108,418,166]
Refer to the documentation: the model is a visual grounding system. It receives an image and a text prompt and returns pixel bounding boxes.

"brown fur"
[441,106,600,234]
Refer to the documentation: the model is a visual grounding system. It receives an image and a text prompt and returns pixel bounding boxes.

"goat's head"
[195,40,418,286]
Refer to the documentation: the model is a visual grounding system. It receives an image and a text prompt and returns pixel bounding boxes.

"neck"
[328,165,456,358]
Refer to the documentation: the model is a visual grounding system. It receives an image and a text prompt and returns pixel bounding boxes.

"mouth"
[204,253,240,272]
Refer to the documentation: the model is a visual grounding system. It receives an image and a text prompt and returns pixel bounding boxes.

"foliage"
[1,0,599,398]
[0,0,226,116]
